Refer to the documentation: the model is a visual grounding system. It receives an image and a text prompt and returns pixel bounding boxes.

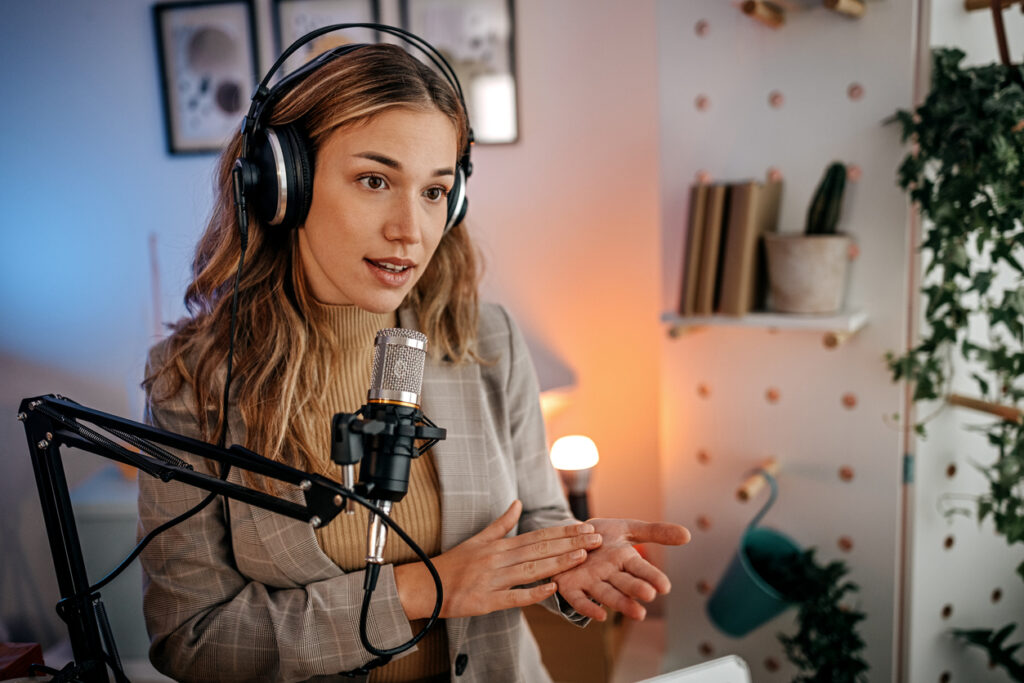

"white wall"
[0,0,664,647]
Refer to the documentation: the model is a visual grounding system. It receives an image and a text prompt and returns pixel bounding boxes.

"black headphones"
[231,23,473,241]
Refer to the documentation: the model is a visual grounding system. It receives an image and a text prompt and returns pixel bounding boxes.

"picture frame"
[400,0,518,144]
[272,0,381,77]
[153,0,259,154]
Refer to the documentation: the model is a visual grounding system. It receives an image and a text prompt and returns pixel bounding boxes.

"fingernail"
[571,549,586,560]
[584,534,602,546]
[578,524,595,534]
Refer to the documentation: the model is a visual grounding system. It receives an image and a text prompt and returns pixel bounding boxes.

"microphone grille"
[368,328,428,406]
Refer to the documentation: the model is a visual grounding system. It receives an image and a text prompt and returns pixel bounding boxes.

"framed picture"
[400,0,518,144]
[273,0,380,77]
[153,0,259,154]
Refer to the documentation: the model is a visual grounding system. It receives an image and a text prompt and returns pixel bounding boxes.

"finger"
[501,582,559,610]
[473,500,523,543]
[607,571,658,603]
[588,581,646,621]
[504,549,588,585]
[557,588,607,622]
[624,555,672,594]
[502,532,602,568]
[625,521,691,546]
[505,521,597,552]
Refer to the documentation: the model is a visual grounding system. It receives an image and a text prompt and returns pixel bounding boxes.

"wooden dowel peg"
[737,458,780,502]
[947,393,1023,423]
[964,0,1016,11]
[741,0,785,28]
[822,330,853,349]
[668,324,706,339]
[824,0,866,17]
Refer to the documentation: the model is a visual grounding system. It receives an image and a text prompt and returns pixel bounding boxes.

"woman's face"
[297,106,458,312]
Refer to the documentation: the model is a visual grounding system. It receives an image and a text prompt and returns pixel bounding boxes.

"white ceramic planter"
[763,233,851,314]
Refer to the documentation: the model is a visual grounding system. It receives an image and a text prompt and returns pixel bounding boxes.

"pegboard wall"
[655,0,917,680]
[654,1,1024,681]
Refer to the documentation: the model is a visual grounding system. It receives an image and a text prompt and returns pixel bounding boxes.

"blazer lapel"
[398,307,491,656]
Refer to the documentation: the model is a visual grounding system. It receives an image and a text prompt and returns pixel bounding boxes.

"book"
[693,183,728,315]
[717,180,783,316]
[678,183,710,315]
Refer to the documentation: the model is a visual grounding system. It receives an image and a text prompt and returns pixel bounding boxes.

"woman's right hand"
[394,500,601,620]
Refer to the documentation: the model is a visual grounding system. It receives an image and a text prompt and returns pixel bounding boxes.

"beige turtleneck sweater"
[311,303,448,683]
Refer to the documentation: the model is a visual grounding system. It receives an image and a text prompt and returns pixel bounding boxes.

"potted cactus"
[763,162,853,314]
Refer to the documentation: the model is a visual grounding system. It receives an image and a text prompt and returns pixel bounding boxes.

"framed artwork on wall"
[272,0,381,76]
[153,0,259,154]
[399,0,518,144]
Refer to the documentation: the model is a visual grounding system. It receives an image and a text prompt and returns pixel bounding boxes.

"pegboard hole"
[697,449,711,465]
[842,392,858,409]
[698,642,714,657]
[838,536,854,552]
[992,588,1003,603]
[946,463,957,478]
[698,383,711,399]
[696,515,712,531]
[764,656,780,672]
[839,466,855,482]
[696,169,712,184]
[766,387,781,403]
[769,90,784,108]
[695,19,710,36]
[848,82,864,100]
[697,579,712,595]
[847,164,862,182]
[695,95,710,112]
[943,535,955,550]
[939,673,951,683]
[941,604,953,619]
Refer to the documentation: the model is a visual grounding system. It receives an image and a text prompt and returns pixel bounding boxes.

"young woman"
[139,39,689,683]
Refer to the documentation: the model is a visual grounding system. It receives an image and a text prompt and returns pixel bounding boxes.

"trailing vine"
[886,47,1024,680]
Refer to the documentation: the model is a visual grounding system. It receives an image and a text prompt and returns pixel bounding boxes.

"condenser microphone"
[360,328,428,565]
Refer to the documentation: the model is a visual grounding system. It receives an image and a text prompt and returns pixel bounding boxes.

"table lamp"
[549,435,599,521]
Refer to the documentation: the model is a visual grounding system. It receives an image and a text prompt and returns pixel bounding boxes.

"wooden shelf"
[662,308,868,346]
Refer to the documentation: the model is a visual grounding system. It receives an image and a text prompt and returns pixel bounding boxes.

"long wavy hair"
[144,44,480,487]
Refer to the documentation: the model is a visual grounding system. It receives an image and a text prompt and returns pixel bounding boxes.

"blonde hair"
[145,44,480,485]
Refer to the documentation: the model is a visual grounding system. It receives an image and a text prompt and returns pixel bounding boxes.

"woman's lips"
[365,258,415,286]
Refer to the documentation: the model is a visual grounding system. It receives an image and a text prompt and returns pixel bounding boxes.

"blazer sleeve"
[489,306,589,624]
[137,345,414,683]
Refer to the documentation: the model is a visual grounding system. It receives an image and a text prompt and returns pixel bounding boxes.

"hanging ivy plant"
[886,46,1024,572]
[886,46,1024,680]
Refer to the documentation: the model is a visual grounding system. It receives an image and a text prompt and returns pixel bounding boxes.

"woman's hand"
[394,500,603,620]
[552,518,691,622]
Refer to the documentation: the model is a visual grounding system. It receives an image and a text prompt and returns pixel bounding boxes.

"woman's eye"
[424,186,448,202]
[360,175,387,190]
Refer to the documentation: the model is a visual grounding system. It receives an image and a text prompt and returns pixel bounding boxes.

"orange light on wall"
[550,435,599,520]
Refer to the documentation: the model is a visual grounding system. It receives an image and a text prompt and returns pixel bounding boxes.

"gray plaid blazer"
[137,303,583,682]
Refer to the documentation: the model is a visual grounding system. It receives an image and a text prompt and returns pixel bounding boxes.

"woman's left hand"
[551,518,690,621]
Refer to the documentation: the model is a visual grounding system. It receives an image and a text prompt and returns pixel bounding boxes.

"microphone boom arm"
[17,394,363,682]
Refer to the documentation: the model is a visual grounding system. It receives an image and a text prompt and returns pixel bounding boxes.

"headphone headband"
[241,23,470,161]
[232,23,473,238]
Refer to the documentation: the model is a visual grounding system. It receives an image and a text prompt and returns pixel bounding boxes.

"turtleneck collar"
[309,299,396,350]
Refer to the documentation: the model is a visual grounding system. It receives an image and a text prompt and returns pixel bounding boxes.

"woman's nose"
[382,194,423,245]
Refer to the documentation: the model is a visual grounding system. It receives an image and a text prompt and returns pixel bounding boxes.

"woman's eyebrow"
[354,151,454,177]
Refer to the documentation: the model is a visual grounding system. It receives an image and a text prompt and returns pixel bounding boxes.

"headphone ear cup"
[445,164,468,233]
[250,124,314,231]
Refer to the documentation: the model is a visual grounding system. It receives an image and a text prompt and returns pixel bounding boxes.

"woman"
[139,40,688,683]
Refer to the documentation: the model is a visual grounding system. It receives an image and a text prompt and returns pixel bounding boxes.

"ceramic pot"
[763,233,851,314]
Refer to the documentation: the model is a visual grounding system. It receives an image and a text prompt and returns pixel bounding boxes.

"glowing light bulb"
[550,435,599,471]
